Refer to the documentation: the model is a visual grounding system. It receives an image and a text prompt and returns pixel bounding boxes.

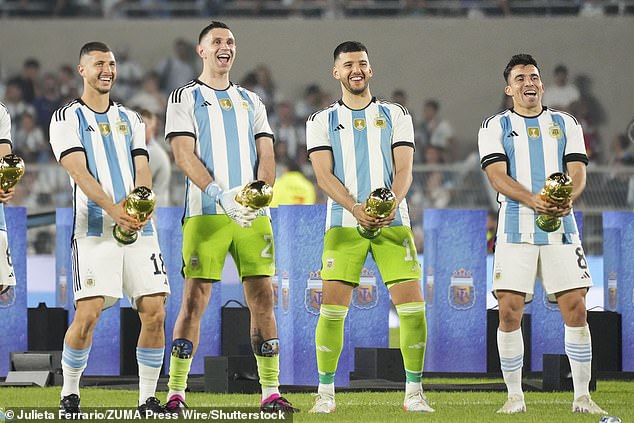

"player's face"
[78,51,116,94]
[333,51,372,96]
[198,28,236,74]
[504,64,544,113]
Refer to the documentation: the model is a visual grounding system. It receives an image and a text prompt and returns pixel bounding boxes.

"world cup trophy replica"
[0,154,25,192]
[357,188,397,239]
[113,186,155,245]
[536,172,573,232]
[235,180,273,209]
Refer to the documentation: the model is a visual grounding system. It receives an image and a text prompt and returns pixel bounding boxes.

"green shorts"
[320,226,421,285]
[182,215,275,281]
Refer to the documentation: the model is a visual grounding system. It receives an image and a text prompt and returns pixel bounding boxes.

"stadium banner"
[274,205,351,386]
[0,207,27,377]
[603,212,634,371]
[530,211,582,371]
[423,209,487,372]
[156,207,223,374]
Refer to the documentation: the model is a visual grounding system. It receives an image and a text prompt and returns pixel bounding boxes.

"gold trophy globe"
[536,172,573,232]
[113,186,155,245]
[357,188,397,239]
[235,180,273,209]
[0,154,25,191]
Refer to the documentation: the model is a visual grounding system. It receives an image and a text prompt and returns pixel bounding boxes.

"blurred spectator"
[272,100,304,163]
[295,83,324,122]
[53,0,103,16]
[274,140,292,175]
[11,58,40,103]
[14,112,48,163]
[569,99,603,163]
[112,45,144,101]
[129,71,167,116]
[419,99,455,161]
[579,0,605,17]
[155,38,196,95]
[542,64,580,112]
[138,109,171,207]
[575,74,606,126]
[487,209,498,253]
[392,88,416,127]
[270,161,316,207]
[251,64,279,112]
[57,64,81,101]
[2,80,36,139]
[33,72,62,138]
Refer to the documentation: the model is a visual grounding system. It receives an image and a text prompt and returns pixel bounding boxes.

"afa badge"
[549,124,562,139]
[353,118,366,131]
[374,114,386,128]
[448,268,475,310]
[352,268,378,310]
[527,127,540,139]
[98,123,111,137]
[304,271,323,315]
[116,121,130,135]
[241,100,251,110]
[220,99,233,111]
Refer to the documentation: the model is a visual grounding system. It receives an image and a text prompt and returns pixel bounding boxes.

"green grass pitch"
[1,379,631,422]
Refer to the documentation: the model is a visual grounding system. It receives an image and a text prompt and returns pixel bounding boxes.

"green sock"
[396,302,427,383]
[315,304,348,385]
[167,355,193,392]
[255,355,280,388]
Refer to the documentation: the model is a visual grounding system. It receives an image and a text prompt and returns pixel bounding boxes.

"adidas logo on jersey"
[85,125,95,132]
[201,101,212,107]
[507,131,519,137]
[581,271,591,280]
[334,124,345,131]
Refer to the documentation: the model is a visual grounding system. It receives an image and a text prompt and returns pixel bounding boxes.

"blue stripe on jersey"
[500,115,520,243]
[237,90,258,177]
[193,88,216,215]
[328,109,344,227]
[0,205,5,231]
[525,117,548,244]
[214,90,241,188]
[77,109,103,236]
[552,114,576,234]
[94,113,127,204]
[352,110,371,203]
[117,110,135,177]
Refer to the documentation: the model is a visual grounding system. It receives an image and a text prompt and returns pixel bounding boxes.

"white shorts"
[71,235,170,309]
[0,230,16,287]
[492,242,592,303]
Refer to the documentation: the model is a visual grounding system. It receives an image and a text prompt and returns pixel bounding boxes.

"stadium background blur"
[0,2,633,272]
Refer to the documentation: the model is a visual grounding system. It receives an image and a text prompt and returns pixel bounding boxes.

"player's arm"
[310,149,378,229]
[133,155,152,189]
[0,142,15,203]
[255,135,275,186]
[0,109,15,203]
[171,135,214,190]
[379,145,415,227]
[59,151,142,232]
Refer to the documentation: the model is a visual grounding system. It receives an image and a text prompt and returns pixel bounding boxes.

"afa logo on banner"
[425,266,434,305]
[449,268,475,310]
[305,271,323,315]
[0,287,15,309]
[352,268,378,310]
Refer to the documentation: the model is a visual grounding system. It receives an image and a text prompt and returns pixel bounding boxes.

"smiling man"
[163,21,297,414]
[478,54,607,415]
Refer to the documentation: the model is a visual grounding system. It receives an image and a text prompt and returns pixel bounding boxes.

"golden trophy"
[357,188,397,239]
[235,180,273,209]
[536,172,573,232]
[113,186,155,245]
[0,154,25,191]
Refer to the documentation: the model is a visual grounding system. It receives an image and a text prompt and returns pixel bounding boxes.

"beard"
[342,78,368,95]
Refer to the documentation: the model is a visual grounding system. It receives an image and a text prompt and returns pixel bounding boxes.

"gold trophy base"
[357,225,381,239]
[536,215,562,232]
[113,225,138,245]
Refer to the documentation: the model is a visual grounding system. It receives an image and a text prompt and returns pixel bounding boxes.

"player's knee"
[248,287,275,312]
[139,307,166,332]
[253,338,279,357]
[498,306,522,328]
[171,338,193,359]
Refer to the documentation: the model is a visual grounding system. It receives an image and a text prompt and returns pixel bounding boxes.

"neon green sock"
[167,355,193,392]
[396,302,427,383]
[255,355,280,388]
[315,304,348,385]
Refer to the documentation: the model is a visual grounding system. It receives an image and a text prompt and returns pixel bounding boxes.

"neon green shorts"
[182,215,275,281]
[320,226,421,285]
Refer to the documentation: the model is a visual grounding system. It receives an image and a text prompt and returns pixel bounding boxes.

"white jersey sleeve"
[127,108,148,155]
[0,103,11,144]
[478,115,505,169]
[49,108,82,162]
[165,86,196,141]
[252,94,274,138]
[562,115,587,162]
[306,109,331,154]
[391,106,415,148]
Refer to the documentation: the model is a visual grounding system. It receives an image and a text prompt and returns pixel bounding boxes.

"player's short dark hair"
[199,21,231,44]
[503,53,539,83]
[333,41,368,62]
[79,42,112,61]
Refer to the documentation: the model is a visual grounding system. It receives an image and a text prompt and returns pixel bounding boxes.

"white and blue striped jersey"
[306,97,413,230]
[165,80,274,218]
[49,99,155,239]
[478,106,588,245]
[0,103,11,232]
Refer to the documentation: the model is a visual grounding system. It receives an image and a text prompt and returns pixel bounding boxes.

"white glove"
[219,186,258,228]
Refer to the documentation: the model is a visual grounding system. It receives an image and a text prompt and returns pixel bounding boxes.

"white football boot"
[497,394,526,414]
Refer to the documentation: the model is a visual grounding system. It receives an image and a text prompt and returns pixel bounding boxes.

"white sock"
[318,382,335,397]
[167,389,186,400]
[497,328,524,398]
[565,325,592,400]
[137,347,164,405]
[405,381,423,396]
[61,343,91,398]
[262,387,280,401]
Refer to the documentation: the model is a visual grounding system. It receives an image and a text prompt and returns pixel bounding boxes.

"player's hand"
[376,207,397,228]
[529,193,560,216]
[219,186,258,228]
[0,187,15,203]
[107,200,144,232]
[353,202,381,230]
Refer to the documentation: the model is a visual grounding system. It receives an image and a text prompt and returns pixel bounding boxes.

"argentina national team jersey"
[165,80,273,218]
[49,99,155,239]
[478,106,588,245]
[306,97,413,231]
[0,103,11,232]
